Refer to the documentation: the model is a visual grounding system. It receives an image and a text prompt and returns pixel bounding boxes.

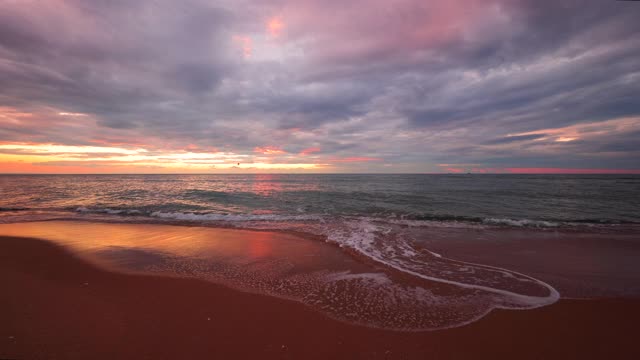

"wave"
[68,206,639,228]
[232,216,560,330]
[319,218,559,306]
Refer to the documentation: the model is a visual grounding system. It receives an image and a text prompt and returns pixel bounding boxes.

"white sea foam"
[73,206,586,230]
[235,216,560,309]
[482,218,560,227]
[320,218,559,309]
[323,271,390,283]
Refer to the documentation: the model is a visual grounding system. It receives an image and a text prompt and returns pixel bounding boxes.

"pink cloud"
[299,147,321,155]
[233,35,252,58]
[254,146,286,155]
[276,0,506,67]
[267,17,285,37]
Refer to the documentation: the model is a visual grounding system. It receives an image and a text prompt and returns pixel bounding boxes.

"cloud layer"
[1,0,639,173]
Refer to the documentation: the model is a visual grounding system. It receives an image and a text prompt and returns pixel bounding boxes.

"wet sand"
[2,234,639,359]
[410,225,640,298]
[0,221,563,330]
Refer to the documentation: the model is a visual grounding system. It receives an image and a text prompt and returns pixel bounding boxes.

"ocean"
[2,174,639,225]
[1,174,639,330]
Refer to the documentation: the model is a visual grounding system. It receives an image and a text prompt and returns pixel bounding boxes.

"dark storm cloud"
[0,0,236,126]
[170,63,226,94]
[0,0,639,171]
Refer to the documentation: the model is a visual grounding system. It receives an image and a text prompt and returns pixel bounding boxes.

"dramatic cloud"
[0,0,639,173]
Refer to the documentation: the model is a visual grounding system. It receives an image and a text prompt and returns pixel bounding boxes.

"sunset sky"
[1,0,639,173]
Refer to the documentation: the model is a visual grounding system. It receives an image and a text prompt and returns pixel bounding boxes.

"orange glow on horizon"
[254,146,286,155]
[58,112,87,117]
[0,143,325,173]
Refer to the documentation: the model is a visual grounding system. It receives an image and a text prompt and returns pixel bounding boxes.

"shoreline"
[4,208,640,231]
[2,235,640,359]
[0,220,564,331]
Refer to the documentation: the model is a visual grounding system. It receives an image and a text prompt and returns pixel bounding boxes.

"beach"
[1,174,640,359]
[2,230,640,359]
[0,221,566,331]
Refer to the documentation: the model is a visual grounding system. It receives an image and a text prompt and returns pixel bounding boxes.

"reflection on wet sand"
[0,221,363,274]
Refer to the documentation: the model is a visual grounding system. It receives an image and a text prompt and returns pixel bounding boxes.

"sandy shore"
[1,235,639,359]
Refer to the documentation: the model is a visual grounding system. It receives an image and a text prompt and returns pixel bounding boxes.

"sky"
[0,0,639,174]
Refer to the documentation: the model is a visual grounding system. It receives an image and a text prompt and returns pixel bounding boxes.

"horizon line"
[1,172,640,175]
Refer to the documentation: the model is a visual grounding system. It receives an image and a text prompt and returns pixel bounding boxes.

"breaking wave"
[70,207,635,227]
